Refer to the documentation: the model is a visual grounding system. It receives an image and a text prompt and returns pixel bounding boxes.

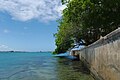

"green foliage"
[54,0,120,54]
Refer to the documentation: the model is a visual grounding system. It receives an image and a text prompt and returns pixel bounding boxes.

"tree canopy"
[53,0,120,54]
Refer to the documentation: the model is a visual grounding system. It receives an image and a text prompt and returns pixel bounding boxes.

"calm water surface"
[0,52,94,80]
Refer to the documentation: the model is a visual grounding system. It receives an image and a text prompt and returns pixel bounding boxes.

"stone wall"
[76,28,120,80]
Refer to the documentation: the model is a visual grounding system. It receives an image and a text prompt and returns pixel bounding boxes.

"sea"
[0,52,94,80]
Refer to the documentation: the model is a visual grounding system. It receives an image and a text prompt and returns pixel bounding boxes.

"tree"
[53,0,120,54]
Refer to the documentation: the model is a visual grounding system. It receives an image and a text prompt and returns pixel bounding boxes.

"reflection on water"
[0,52,94,80]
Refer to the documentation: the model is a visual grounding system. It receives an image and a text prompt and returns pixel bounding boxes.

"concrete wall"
[76,28,120,80]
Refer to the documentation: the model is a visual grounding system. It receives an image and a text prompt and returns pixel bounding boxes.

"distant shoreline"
[0,51,53,53]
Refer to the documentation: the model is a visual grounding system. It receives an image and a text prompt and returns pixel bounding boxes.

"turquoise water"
[0,52,94,80]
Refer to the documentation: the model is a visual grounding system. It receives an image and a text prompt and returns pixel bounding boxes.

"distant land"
[0,51,53,53]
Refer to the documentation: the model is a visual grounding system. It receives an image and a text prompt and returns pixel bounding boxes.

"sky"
[0,0,66,51]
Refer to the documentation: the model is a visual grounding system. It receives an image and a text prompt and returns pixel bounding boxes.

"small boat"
[54,52,77,60]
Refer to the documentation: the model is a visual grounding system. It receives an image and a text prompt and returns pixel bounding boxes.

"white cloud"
[0,44,13,51]
[0,0,66,22]
[0,45,8,48]
[3,29,10,33]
